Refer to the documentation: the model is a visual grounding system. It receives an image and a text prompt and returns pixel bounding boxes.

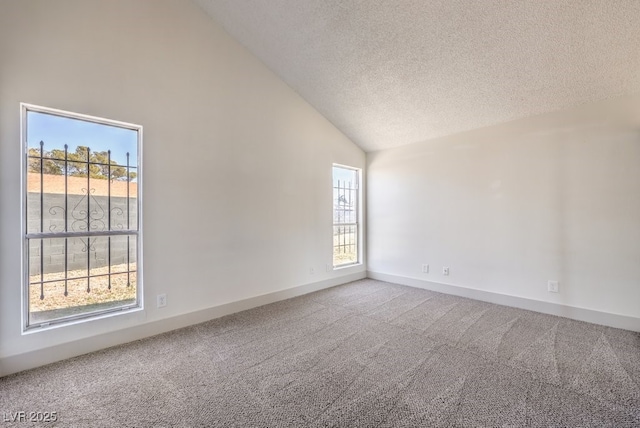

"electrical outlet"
[422,264,429,273]
[309,267,315,275]
[548,281,559,293]
[157,294,167,308]
[443,267,450,276]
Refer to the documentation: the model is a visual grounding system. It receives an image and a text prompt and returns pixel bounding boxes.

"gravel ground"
[29,263,137,313]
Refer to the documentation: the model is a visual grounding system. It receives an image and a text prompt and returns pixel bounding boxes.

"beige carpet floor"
[1,279,639,427]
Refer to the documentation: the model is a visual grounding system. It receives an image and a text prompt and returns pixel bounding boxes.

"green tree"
[28,147,63,175]
[28,144,135,181]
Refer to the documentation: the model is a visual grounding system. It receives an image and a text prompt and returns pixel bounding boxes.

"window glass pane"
[332,166,359,267]
[27,235,138,325]
[27,111,137,165]
[24,106,141,329]
[333,225,358,266]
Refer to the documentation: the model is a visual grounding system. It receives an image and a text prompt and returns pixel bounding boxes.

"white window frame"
[21,103,143,331]
[332,164,361,268]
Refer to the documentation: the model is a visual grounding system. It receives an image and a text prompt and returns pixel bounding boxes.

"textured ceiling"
[195,0,640,152]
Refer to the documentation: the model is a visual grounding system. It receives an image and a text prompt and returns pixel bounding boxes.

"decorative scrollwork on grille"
[69,187,107,252]
[48,205,66,233]
[110,207,125,230]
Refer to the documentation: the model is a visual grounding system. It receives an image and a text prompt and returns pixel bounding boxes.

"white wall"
[368,94,640,328]
[0,0,365,375]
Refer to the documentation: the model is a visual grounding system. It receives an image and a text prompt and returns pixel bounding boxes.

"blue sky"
[27,111,138,166]
[333,166,358,187]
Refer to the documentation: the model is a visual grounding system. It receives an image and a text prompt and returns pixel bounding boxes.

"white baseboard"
[0,271,365,377]
[367,271,640,332]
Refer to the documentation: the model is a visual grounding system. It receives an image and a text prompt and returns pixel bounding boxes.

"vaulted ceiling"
[195,0,640,152]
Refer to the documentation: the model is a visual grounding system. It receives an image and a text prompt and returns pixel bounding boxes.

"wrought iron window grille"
[22,104,142,329]
[332,165,360,268]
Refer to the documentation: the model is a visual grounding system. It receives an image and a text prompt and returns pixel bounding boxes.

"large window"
[22,104,142,329]
[333,165,360,267]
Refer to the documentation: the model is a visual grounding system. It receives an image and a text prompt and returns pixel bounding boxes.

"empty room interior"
[1,0,639,426]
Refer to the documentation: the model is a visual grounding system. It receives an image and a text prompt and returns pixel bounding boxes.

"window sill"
[22,305,143,335]
[333,262,363,271]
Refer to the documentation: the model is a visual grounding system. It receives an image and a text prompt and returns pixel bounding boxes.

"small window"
[22,104,142,329]
[333,165,360,267]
